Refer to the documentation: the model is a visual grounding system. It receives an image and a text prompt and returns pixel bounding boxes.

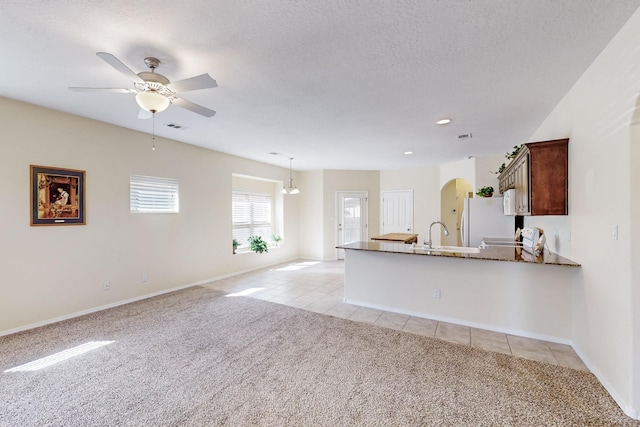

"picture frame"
[30,165,86,226]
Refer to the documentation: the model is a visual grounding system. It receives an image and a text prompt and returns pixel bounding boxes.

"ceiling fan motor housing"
[137,71,170,85]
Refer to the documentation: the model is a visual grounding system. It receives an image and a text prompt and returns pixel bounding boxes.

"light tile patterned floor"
[204,259,588,371]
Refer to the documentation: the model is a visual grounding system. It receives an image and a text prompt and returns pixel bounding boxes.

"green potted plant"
[232,238,239,254]
[476,186,494,198]
[272,233,282,247]
[493,145,523,174]
[506,144,523,160]
[248,236,269,254]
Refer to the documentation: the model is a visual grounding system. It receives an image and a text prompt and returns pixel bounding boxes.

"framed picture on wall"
[30,165,86,226]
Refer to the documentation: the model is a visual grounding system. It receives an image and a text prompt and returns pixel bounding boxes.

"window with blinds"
[130,175,179,213]
[232,191,271,248]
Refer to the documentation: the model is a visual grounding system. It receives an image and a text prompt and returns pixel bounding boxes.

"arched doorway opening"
[440,178,473,246]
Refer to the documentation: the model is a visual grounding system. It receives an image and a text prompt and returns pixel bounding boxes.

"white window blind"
[130,175,179,213]
[232,191,271,248]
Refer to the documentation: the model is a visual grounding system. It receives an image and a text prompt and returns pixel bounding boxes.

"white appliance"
[503,189,516,215]
[461,197,515,247]
[521,227,541,254]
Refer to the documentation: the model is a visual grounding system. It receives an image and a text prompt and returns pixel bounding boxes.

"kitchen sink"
[414,245,481,254]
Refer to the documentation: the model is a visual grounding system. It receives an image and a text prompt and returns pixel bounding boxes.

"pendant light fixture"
[282,157,300,195]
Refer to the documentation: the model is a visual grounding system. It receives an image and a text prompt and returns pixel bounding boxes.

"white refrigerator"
[461,197,515,247]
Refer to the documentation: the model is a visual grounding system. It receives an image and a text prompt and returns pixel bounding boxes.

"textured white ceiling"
[1,1,639,170]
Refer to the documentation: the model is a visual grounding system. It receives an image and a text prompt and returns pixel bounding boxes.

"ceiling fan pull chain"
[152,112,156,151]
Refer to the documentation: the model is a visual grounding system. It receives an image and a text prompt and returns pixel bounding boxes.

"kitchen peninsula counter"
[337,241,581,342]
[337,241,580,267]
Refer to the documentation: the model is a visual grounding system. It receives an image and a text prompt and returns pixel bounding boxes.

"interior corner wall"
[0,96,300,335]
[322,170,380,260]
[380,167,440,246]
[528,6,640,418]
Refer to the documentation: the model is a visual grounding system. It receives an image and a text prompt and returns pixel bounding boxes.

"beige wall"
[297,170,324,260]
[474,154,504,194]
[440,158,475,190]
[631,102,640,416]
[0,97,300,334]
[527,7,640,418]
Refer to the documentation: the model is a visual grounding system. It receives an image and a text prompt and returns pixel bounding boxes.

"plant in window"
[248,236,269,254]
[272,233,282,246]
[233,238,239,254]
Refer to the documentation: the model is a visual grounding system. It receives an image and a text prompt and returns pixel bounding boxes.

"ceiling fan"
[69,52,217,118]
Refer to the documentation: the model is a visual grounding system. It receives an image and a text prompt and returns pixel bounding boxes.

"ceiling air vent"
[457,133,473,141]
[164,122,189,131]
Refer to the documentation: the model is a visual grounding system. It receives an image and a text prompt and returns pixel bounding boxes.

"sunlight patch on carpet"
[4,341,114,372]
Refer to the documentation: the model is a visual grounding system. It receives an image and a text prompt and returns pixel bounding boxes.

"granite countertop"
[336,241,580,267]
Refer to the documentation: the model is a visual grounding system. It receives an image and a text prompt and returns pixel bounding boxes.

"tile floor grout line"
[204,259,586,371]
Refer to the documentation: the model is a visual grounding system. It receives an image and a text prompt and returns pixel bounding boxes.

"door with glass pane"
[336,191,368,260]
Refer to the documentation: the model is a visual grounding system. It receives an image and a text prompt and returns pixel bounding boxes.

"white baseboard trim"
[570,345,639,420]
[344,298,573,345]
[1,280,205,338]
[1,257,303,338]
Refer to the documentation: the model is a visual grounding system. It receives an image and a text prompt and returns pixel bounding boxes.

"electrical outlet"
[103,281,110,291]
[433,289,441,299]
[613,225,618,241]
[142,273,148,283]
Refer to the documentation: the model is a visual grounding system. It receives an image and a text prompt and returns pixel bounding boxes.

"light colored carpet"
[1,286,637,426]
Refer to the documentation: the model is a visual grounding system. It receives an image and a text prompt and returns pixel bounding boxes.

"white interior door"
[381,190,413,234]
[336,191,368,260]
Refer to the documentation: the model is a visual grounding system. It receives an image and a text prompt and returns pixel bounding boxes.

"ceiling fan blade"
[138,109,153,120]
[168,74,217,92]
[96,52,145,83]
[172,97,216,117]
[68,87,136,93]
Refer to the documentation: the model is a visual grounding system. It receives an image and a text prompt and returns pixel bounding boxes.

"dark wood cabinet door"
[498,138,568,216]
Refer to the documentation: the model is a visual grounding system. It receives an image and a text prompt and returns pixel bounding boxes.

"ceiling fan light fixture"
[136,90,170,113]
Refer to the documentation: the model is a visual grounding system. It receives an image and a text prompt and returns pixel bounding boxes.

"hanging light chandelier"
[282,157,300,195]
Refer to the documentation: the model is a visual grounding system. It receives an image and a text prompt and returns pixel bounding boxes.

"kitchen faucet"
[425,221,449,249]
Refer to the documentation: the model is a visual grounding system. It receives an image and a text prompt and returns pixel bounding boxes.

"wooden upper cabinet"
[498,138,568,216]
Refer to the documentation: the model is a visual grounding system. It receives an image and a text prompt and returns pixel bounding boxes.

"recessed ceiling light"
[404,151,414,155]
[436,118,452,125]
